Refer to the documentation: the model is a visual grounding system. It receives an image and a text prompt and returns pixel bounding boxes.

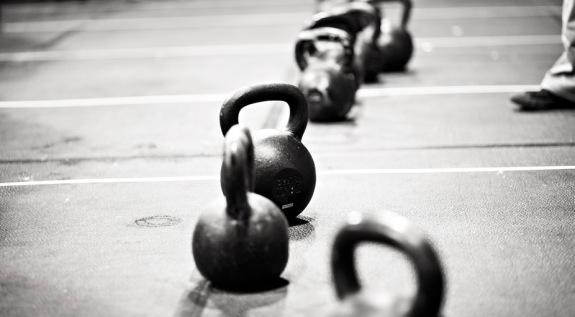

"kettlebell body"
[378,22,413,72]
[330,212,445,317]
[296,27,357,121]
[303,10,365,88]
[372,0,414,72]
[192,125,289,289]
[249,129,316,218]
[336,2,383,83]
[299,66,356,121]
[220,83,316,219]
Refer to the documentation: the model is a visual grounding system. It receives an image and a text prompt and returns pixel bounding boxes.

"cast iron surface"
[296,27,357,121]
[192,125,289,288]
[331,212,444,317]
[220,83,316,218]
[306,2,382,83]
[372,0,414,72]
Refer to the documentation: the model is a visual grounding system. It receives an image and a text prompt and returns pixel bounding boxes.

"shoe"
[510,89,574,111]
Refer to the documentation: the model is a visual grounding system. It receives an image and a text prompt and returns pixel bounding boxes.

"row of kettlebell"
[191,83,444,316]
[297,0,413,121]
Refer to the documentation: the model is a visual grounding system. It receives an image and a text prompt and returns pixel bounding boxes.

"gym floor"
[1,0,574,316]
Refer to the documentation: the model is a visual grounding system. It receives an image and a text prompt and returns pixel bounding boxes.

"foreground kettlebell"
[192,125,289,289]
[372,0,414,72]
[220,83,316,219]
[330,212,445,317]
[296,27,357,121]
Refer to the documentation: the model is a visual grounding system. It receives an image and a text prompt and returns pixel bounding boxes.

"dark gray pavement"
[1,0,574,316]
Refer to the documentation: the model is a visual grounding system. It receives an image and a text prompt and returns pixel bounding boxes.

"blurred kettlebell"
[192,125,289,289]
[330,212,445,317]
[296,27,357,122]
[303,10,364,88]
[335,1,383,83]
[220,83,316,219]
[372,0,414,72]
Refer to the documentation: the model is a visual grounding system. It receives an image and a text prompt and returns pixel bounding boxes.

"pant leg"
[541,0,575,102]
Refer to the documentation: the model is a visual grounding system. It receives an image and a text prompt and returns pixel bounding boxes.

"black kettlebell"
[296,27,357,122]
[372,0,414,72]
[303,11,364,88]
[220,83,316,219]
[335,1,383,83]
[192,125,289,289]
[330,212,445,317]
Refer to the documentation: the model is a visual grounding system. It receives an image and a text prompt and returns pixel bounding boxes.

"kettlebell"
[192,125,289,289]
[303,11,364,88]
[296,27,357,122]
[373,0,414,72]
[220,83,316,219]
[335,1,383,83]
[330,212,445,317]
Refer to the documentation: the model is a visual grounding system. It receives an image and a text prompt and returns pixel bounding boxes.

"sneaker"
[510,89,574,111]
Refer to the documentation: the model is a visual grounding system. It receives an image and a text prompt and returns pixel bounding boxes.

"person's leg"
[541,0,575,100]
[511,0,575,110]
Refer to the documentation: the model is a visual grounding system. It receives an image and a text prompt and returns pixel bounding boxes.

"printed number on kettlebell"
[275,175,302,197]
[276,175,301,186]
[275,185,302,197]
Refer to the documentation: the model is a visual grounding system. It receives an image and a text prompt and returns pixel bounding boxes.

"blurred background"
[1,1,574,317]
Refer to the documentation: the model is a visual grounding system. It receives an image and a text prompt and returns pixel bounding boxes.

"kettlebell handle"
[222,125,255,220]
[295,27,355,71]
[220,83,309,141]
[337,1,382,42]
[398,0,412,29]
[304,11,360,42]
[332,212,444,317]
[367,0,412,29]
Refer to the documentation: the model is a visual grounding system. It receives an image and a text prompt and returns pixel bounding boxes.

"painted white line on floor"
[0,35,560,62]
[1,0,310,16]
[412,6,561,20]
[0,94,227,108]
[3,12,309,33]
[3,6,561,33]
[318,166,575,175]
[1,166,573,187]
[414,35,561,48]
[0,176,219,187]
[0,85,540,109]
[140,0,311,9]
[357,85,541,98]
[0,43,293,62]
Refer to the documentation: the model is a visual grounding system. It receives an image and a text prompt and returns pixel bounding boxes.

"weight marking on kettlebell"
[275,184,302,197]
[282,203,294,209]
[274,173,303,198]
[276,175,301,186]
[135,215,181,227]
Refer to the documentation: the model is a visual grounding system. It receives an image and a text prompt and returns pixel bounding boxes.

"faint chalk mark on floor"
[135,215,182,227]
